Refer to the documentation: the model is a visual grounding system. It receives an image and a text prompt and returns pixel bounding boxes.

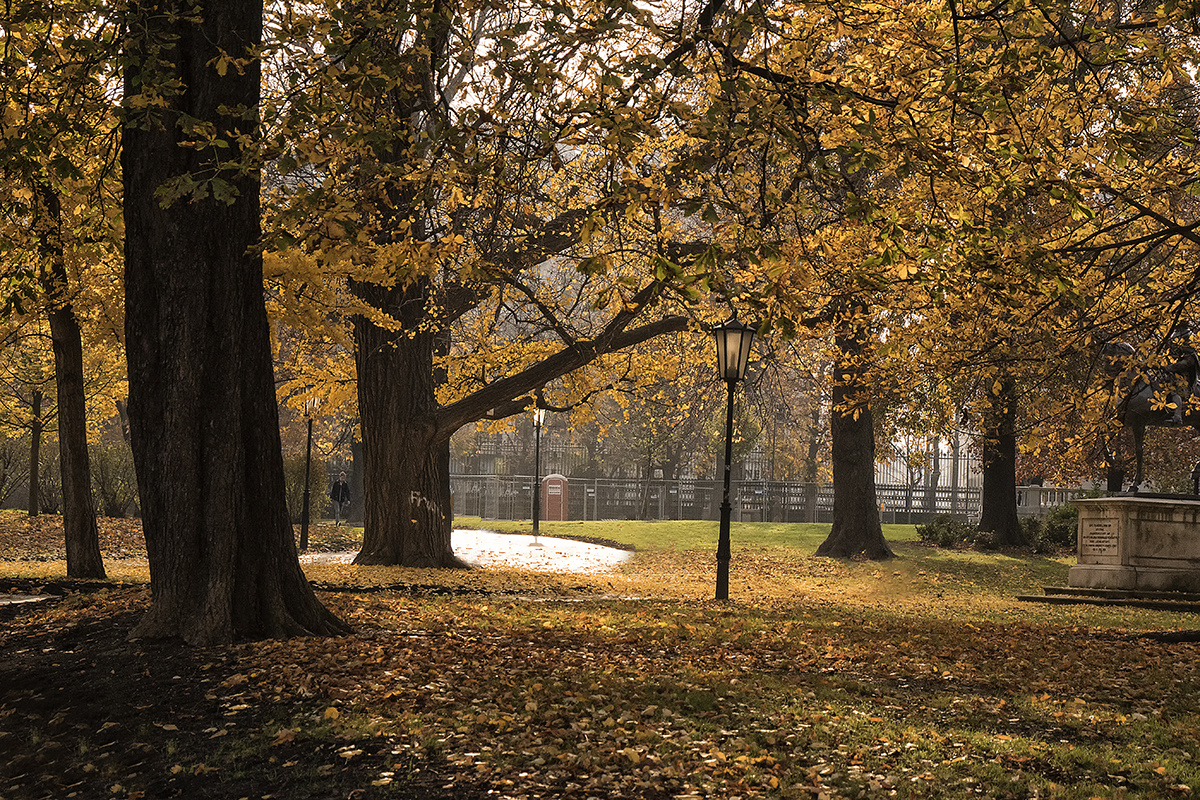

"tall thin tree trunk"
[348,432,364,526]
[802,407,823,523]
[123,0,345,644]
[37,182,104,578]
[924,436,941,515]
[28,389,41,517]
[951,427,961,515]
[804,407,824,482]
[115,400,132,443]
[48,304,105,578]
[639,447,653,521]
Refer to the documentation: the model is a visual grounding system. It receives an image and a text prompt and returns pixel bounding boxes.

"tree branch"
[436,305,692,438]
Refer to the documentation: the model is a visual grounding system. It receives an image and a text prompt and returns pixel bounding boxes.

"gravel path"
[300,529,634,574]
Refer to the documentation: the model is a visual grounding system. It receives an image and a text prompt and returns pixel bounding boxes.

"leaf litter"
[2,513,1200,799]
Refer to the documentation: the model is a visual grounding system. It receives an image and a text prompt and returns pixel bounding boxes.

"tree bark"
[352,279,466,567]
[37,183,105,579]
[924,436,941,515]
[116,400,132,443]
[28,389,41,517]
[48,304,105,578]
[816,316,893,560]
[348,434,365,526]
[350,271,688,566]
[978,376,1024,546]
[803,407,822,484]
[122,0,345,644]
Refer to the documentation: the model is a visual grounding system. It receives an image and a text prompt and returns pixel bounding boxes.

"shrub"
[921,506,1079,553]
[1042,503,1079,547]
[973,528,1000,550]
[1019,515,1044,546]
[0,438,26,507]
[1025,504,1078,553]
[916,514,978,547]
[38,449,61,514]
[90,441,139,517]
[284,452,329,524]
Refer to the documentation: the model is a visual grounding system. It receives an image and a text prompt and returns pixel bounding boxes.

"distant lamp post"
[300,397,318,552]
[532,407,546,547]
[711,317,756,600]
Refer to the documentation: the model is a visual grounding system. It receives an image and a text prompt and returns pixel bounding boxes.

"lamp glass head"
[711,318,755,384]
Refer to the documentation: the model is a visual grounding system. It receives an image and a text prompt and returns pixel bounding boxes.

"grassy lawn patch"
[2,512,1199,799]
[452,515,924,552]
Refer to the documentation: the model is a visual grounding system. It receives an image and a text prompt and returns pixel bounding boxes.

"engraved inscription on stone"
[1080,519,1119,558]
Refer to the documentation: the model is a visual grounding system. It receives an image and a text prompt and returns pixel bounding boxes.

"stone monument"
[1070,495,1200,593]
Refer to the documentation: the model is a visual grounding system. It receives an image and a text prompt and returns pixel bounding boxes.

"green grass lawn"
[445,516,1177,630]
[451,515,923,551]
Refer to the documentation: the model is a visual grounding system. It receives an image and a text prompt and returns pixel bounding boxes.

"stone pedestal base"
[1070,496,1200,593]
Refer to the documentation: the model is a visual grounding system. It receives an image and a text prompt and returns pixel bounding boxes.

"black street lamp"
[532,408,545,547]
[299,398,318,552]
[711,317,756,600]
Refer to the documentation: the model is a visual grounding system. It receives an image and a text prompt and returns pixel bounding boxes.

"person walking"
[330,472,351,525]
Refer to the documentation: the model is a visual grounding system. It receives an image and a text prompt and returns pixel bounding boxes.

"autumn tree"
[586,333,727,485]
[599,0,977,559]
[0,0,126,576]
[911,1,1200,500]
[262,2,715,567]
[750,340,831,487]
[814,301,893,558]
[660,0,1200,549]
[122,0,345,643]
[0,326,54,514]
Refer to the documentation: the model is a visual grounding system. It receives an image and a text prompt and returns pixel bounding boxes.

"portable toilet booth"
[542,474,569,521]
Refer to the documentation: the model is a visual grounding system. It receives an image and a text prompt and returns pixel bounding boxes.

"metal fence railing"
[450,474,997,524]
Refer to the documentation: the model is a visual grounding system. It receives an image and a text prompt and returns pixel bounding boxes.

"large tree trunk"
[122,0,345,644]
[816,318,893,560]
[349,267,687,566]
[37,183,105,579]
[28,389,41,517]
[978,376,1024,546]
[352,280,465,567]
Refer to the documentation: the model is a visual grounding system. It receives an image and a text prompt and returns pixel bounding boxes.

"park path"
[0,531,633,606]
[300,529,633,574]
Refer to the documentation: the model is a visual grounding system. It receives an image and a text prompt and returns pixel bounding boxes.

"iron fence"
[450,474,992,524]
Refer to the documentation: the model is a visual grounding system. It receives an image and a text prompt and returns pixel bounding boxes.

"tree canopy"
[3,0,1200,637]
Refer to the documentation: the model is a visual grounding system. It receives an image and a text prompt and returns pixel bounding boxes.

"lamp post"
[711,317,756,600]
[299,398,317,552]
[532,408,546,546]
